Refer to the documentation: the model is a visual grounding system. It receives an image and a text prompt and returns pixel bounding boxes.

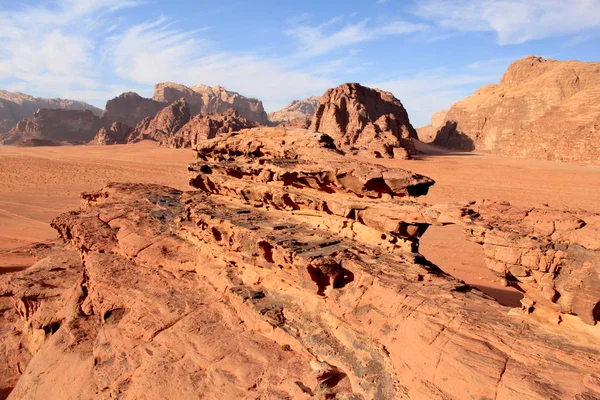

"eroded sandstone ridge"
[102,92,167,128]
[153,82,269,125]
[0,109,105,145]
[0,90,101,134]
[431,56,600,162]
[311,83,418,158]
[1,127,599,399]
[269,95,321,127]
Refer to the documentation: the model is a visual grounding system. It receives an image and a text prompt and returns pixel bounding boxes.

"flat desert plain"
[2,140,600,307]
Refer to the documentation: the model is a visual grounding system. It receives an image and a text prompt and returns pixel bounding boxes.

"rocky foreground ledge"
[1,128,599,399]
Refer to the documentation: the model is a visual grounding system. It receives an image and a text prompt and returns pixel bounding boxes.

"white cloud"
[415,0,600,44]
[285,17,429,57]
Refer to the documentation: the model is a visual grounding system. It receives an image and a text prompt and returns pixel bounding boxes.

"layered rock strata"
[269,96,321,125]
[310,83,418,158]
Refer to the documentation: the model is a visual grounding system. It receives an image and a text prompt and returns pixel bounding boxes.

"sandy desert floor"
[2,140,599,307]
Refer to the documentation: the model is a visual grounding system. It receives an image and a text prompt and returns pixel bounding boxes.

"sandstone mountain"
[430,56,600,162]
[128,98,191,144]
[416,109,448,142]
[269,95,321,124]
[2,128,599,399]
[310,83,418,158]
[153,82,269,125]
[92,122,133,145]
[0,90,102,134]
[162,108,256,148]
[0,109,105,145]
[102,92,166,128]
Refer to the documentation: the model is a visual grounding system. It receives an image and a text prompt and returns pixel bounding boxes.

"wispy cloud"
[285,17,429,57]
[415,0,600,45]
[106,19,336,111]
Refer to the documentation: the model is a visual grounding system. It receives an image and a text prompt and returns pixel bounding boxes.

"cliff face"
[431,56,600,162]
[153,82,269,125]
[310,83,418,158]
[0,109,105,145]
[0,90,102,133]
[102,92,167,128]
[268,96,321,124]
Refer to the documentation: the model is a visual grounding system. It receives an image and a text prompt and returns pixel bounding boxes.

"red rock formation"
[128,98,191,143]
[153,82,269,125]
[0,109,105,145]
[431,56,600,162]
[310,83,418,158]
[102,92,167,128]
[416,109,448,143]
[160,108,256,148]
[1,128,599,399]
[269,96,321,125]
[0,90,102,134]
[92,122,133,145]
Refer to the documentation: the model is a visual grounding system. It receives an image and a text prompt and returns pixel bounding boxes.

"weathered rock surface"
[0,109,105,145]
[160,108,256,148]
[128,99,191,143]
[102,92,167,128]
[431,56,600,162]
[311,83,418,158]
[0,90,102,134]
[416,109,448,143]
[269,96,321,124]
[92,122,133,145]
[1,127,599,399]
[153,82,269,125]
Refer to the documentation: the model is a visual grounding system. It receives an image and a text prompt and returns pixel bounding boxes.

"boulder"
[310,83,418,158]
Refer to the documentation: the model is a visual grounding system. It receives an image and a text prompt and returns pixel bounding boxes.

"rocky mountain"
[430,56,600,162]
[268,95,321,124]
[102,92,166,128]
[128,98,191,144]
[2,128,599,399]
[162,108,256,148]
[416,109,448,142]
[92,122,133,145]
[310,83,418,158]
[153,82,269,125]
[0,90,102,134]
[0,109,105,145]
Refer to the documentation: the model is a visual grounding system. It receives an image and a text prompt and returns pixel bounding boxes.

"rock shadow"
[432,120,476,151]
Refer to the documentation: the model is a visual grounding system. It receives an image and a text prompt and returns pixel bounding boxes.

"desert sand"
[2,140,599,309]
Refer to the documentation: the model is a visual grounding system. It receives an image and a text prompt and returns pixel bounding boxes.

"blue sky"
[0,0,599,126]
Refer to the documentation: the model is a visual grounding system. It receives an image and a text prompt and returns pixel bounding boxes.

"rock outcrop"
[0,109,105,145]
[92,122,133,145]
[416,109,448,143]
[160,108,256,148]
[310,83,418,158]
[102,92,167,128]
[269,96,321,124]
[431,56,600,162]
[153,82,269,125]
[128,98,191,143]
[0,90,102,134]
[1,127,599,399]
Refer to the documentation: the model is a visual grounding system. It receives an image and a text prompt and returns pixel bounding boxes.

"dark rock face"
[93,122,133,145]
[128,98,191,143]
[102,92,167,128]
[310,83,418,158]
[160,108,256,148]
[0,109,105,145]
[153,82,269,125]
[0,90,102,134]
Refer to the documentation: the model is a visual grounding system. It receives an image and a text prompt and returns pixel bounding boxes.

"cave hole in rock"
[418,224,524,308]
[307,263,354,296]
